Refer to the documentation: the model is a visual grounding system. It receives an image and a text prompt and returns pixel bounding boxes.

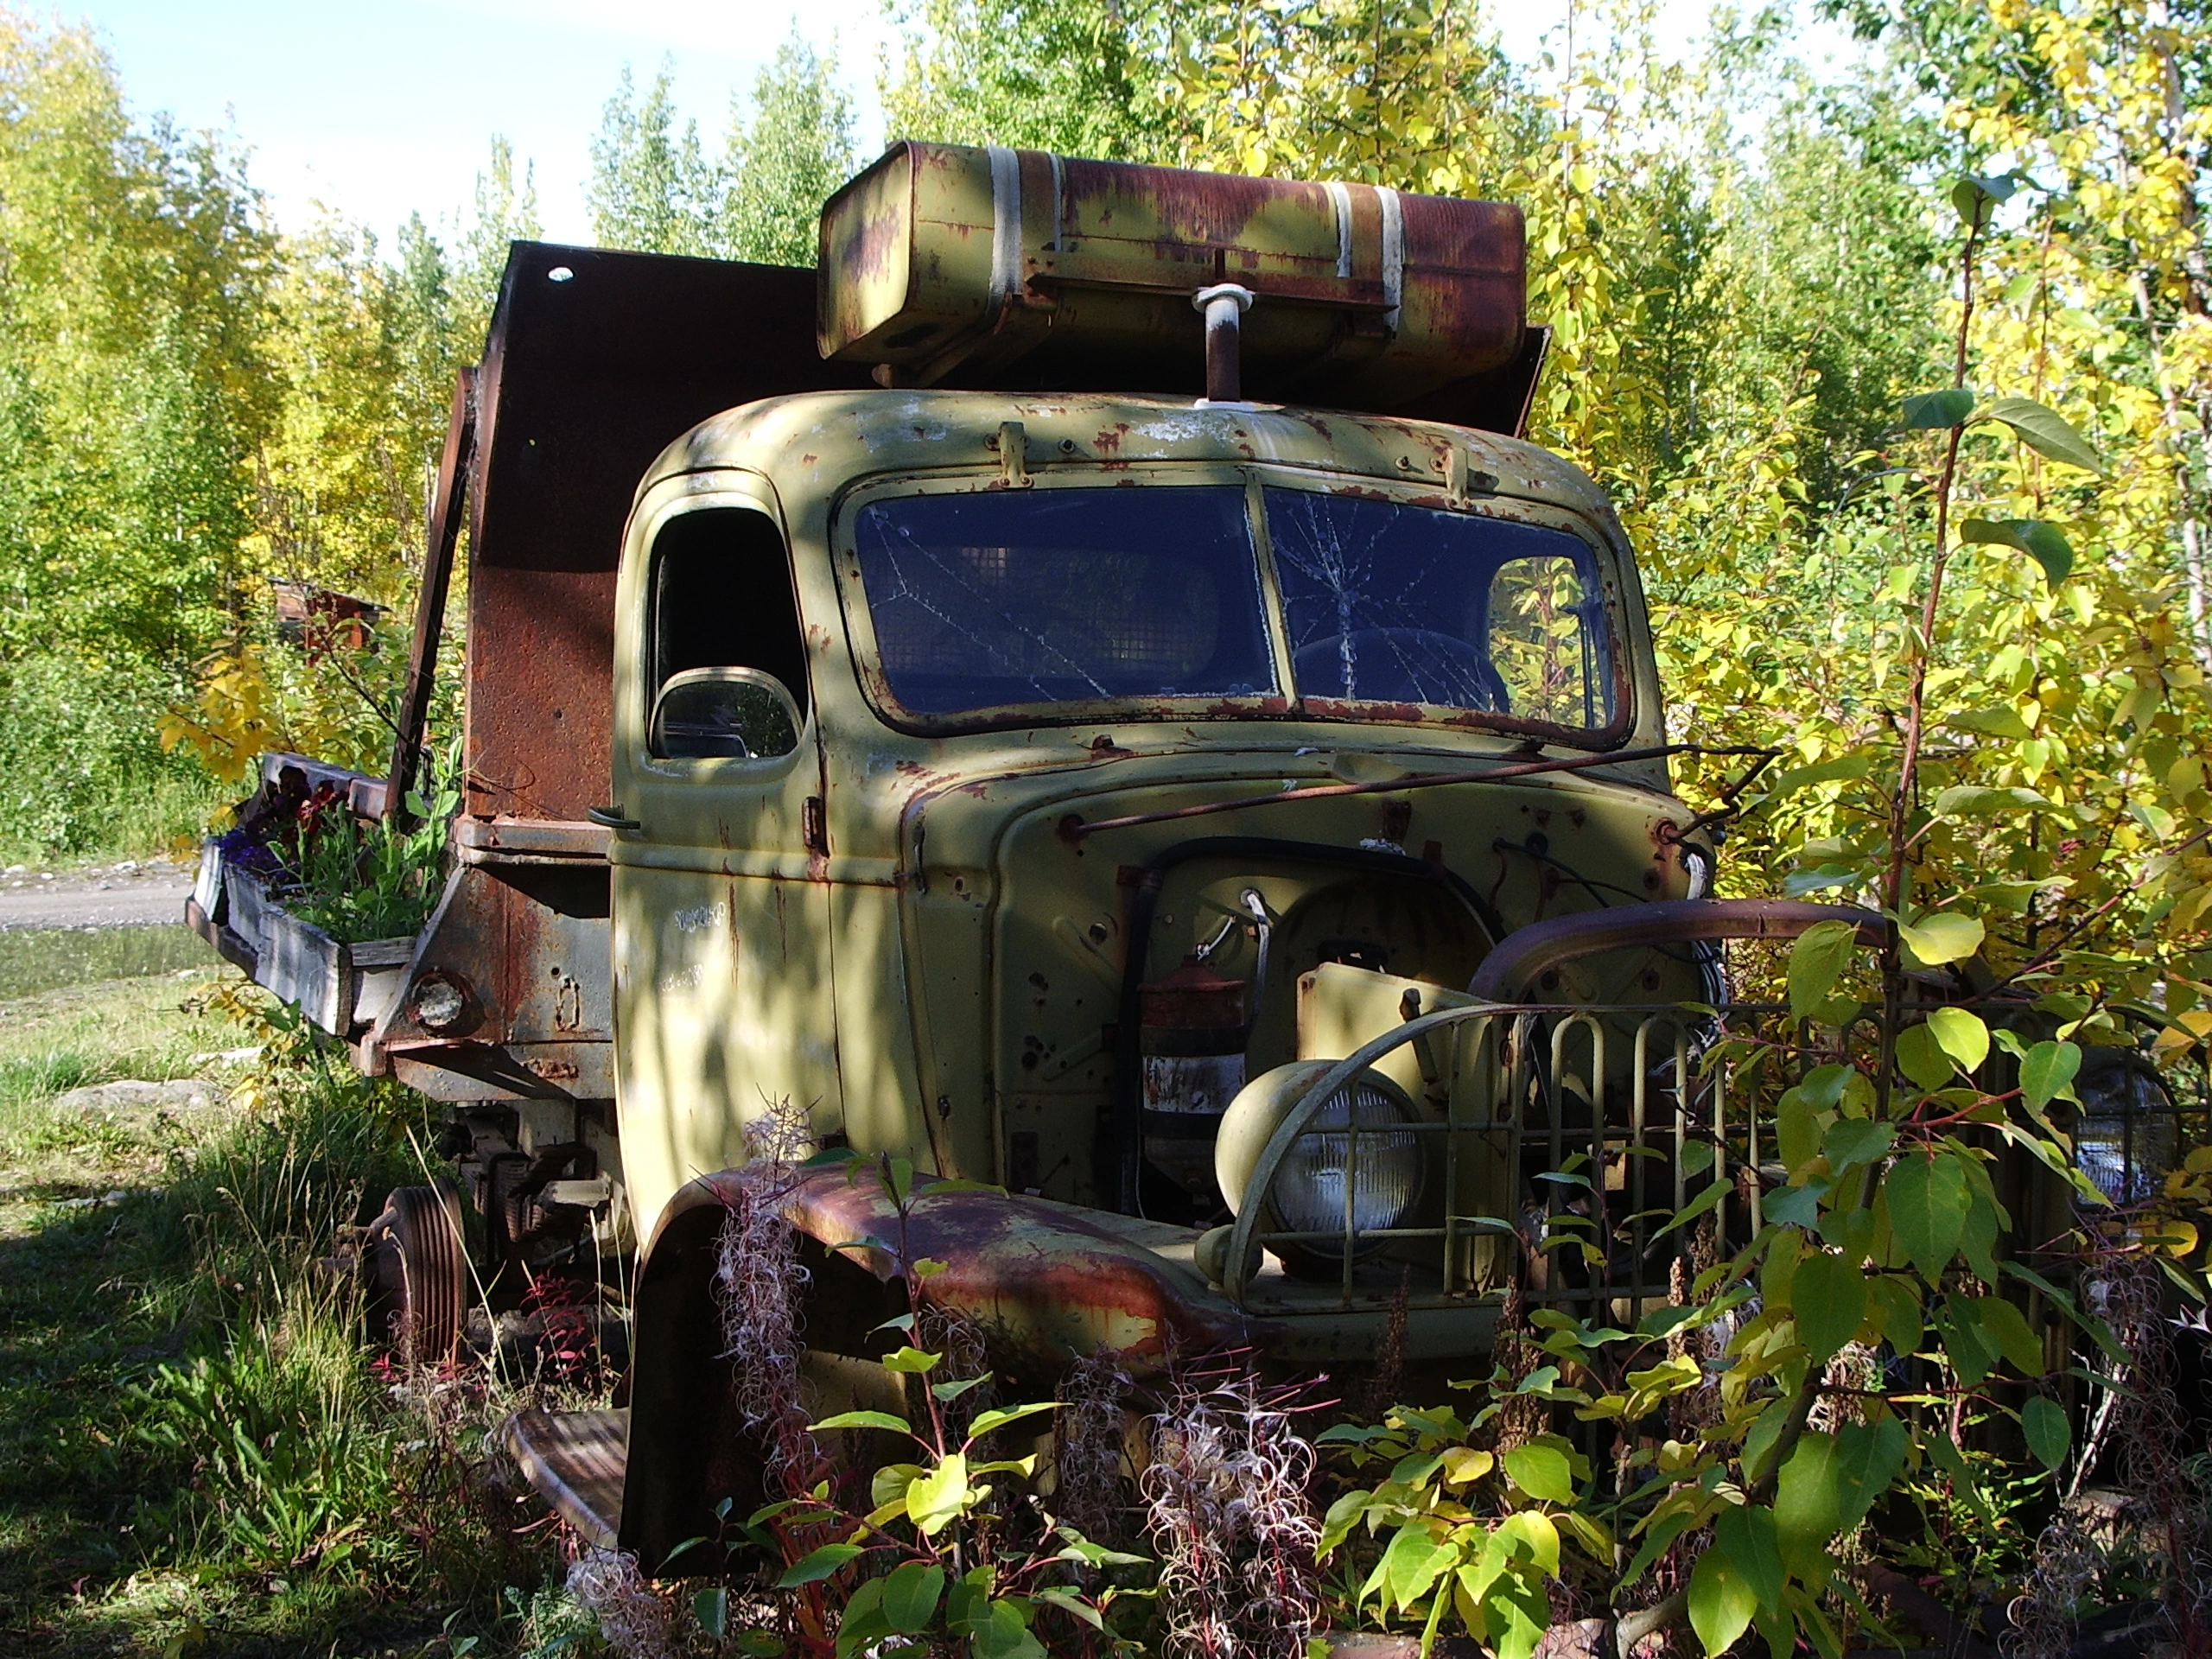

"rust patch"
[772,1165,1259,1369]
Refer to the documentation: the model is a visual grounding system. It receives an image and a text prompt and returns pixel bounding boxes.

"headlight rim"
[1216,1058,1433,1274]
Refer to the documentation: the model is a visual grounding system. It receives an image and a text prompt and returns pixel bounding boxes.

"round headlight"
[1217,1060,1428,1272]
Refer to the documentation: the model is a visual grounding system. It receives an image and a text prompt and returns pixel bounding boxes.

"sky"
[73,0,899,247]
[70,2,1858,251]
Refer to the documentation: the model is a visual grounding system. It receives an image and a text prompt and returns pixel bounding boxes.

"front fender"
[619,1161,1267,1564]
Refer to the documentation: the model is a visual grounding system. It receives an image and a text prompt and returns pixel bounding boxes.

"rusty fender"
[777,1164,1268,1370]
[618,1162,1269,1565]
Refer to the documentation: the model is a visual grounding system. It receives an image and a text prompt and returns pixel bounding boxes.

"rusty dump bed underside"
[459,245,880,824]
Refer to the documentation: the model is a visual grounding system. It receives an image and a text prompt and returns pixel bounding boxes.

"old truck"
[186,142,2190,1567]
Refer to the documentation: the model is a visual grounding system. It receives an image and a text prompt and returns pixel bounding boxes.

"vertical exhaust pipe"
[1192,283,1255,404]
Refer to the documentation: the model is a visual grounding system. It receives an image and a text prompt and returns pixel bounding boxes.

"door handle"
[587,804,642,832]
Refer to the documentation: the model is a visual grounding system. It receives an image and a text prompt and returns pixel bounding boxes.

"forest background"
[3,0,2210,996]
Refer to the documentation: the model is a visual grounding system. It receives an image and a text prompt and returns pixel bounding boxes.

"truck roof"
[640,388,1614,527]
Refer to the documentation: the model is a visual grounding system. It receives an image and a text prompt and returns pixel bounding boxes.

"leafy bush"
[0,649,224,858]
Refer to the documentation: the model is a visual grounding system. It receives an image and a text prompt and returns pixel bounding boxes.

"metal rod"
[1192,283,1254,403]
[1066,742,1776,840]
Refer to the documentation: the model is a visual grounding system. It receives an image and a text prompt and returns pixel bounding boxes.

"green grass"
[0,962,587,1657]
[0,925,214,1002]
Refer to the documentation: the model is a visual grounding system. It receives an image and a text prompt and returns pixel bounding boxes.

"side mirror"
[650,667,803,760]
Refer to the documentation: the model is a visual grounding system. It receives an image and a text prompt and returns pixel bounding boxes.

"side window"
[646,508,810,760]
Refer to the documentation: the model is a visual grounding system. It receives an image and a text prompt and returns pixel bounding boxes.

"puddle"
[0,926,216,1000]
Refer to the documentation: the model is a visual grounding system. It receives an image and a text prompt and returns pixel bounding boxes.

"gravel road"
[0,860,195,931]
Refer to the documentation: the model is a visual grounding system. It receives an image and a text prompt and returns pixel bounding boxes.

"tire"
[366,1179,469,1368]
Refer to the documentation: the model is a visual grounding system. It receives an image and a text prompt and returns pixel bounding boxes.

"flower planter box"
[217,853,416,1036]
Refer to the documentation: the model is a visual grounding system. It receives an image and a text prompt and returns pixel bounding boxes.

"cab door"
[607,481,842,1243]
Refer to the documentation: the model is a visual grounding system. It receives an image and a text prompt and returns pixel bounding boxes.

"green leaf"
[2020,1040,2083,1111]
[1659,1177,1730,1237]
[1960,518,2075,583]
[882,1561,947,1632]
[694,1586,728,1639]
[1689,1548,1759,1656]
[833,1580,891,1659]
[1788,919,1860,1021]
[1379,1526,1452,1611]
[1503,1441,1575,1502]
[1792,1251,1869,1366]
[2023,1396,2070,1471]
[880,1346,941,1374]
[1029,1586,1107,1632]
[1972,1294,2046,1376]
[873,1462,925,1510]
[1980,395,2107,474]
[776,1542,863,1588]
[1931,783,2048,818]
[1834,1416,1909,1529]
[1951,171,2018,228]
[1926,1007,1991,1072]
[1922,1425,1996,1525]
[1765,753,1872,797]
[1775,1433,1843,1579]
[812,1410,915,1436]
[1885,1153,1969,1280]
[1904,387,1977,429]
[1866,1276,1923,1356]
[1498,1509,1563,1577]
[971,1599,1046,1659]
[1777,1089,1826,1174]
[906,1452,970,1536]
[1823,1117,1895,1172]
[1940,1294,1999,1384]
[1944,706,2034,741]
[965,1401,1059,1440]
[1895,1024,1957,1092]
[1714,1503,1786,1616]
[1899,912,1985,969]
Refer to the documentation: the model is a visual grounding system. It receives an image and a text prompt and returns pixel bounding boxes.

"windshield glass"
[1265,489,1617,730]
[853,486,1277,715]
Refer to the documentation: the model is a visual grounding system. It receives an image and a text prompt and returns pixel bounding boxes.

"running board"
[503,1407,626,1548]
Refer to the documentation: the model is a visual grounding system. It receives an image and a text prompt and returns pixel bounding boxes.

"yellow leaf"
[1440,1446,1494,1485]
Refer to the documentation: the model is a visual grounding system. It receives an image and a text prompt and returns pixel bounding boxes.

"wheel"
[365,1179,468,1367]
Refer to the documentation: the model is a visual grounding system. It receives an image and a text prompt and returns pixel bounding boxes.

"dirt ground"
[0,858,195,932]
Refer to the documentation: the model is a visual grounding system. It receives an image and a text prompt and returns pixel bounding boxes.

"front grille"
[1217,1001,2210,1317]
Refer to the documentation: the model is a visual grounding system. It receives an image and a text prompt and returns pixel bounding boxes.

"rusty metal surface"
[503,1408,626,1548]
[1465,897,1888,1001]
[778,1163,1261,1361]
[817,141,1535,425]
[384,368,475,817]
[362,856,613,1100]
[454,817,612,863]
[461,244,874,825]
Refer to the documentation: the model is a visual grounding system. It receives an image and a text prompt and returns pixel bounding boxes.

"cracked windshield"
[855,483,1618,730]
[853,486,1276,714]
[1267,488,1617,729]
